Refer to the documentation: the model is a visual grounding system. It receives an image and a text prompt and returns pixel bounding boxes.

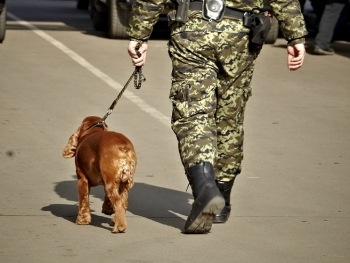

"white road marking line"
[6,21,67,26]
[7,12,171,128]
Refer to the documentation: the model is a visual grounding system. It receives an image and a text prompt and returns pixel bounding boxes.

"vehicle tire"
[265,16,279,44]
[77,0,89,10]
[108,0,130,39]
[0,4,6,44]
[90,0,108,31]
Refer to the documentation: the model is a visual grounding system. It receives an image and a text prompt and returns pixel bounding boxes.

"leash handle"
[134,41,146,89]
[134,66,146,89]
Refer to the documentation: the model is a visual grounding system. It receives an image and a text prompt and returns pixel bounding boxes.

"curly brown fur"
[63,116,137,233]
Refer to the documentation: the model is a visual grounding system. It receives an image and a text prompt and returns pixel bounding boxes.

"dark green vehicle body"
[0,0,6,43]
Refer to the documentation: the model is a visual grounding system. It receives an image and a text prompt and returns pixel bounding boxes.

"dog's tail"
[118,156,136,184]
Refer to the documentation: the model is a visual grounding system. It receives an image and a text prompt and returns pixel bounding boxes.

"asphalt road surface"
[1,1,350,262]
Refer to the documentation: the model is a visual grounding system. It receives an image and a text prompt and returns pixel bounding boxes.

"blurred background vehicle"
[0,0,6,43]
[263,0,279,44]
[76,0,174,39]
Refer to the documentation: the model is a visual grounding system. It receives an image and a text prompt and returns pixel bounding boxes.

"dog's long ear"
[62,126,81,158]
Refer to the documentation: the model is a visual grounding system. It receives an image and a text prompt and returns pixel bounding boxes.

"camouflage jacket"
[127,0,307,44]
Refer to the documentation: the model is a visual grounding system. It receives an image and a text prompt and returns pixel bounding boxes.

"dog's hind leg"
[104,182,126,233]
[119,181,132,211]
[76,173,91,225]
[102,194,114,215]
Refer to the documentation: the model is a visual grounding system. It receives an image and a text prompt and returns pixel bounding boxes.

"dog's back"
[75,131,136,187]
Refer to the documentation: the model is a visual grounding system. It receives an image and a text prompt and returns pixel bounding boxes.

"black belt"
[188,1,246,19]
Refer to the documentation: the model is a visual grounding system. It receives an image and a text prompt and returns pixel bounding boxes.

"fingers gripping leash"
[86,41,146,131]
[134,42,146,89]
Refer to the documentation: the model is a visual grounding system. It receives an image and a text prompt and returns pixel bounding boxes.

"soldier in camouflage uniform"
[127,0,307,234]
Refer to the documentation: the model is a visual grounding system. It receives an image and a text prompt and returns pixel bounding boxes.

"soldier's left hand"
[287,43,305,71]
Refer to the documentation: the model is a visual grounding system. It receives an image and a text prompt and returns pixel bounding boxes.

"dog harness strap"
[86,120,105,130]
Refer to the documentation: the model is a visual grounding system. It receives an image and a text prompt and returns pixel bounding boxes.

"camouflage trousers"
[168,12,256,181]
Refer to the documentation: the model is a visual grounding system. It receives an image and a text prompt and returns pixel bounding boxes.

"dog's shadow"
[42,176,192,232]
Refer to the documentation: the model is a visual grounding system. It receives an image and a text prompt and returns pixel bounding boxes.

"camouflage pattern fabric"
[127,0,307,42]
[127,1,307,181]
[168,11,254,181]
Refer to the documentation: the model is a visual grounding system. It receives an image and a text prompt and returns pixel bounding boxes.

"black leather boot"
[213,179,235,223]
[183,162,225,234]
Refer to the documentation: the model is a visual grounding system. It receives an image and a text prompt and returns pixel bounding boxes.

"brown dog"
[62,116,137,233]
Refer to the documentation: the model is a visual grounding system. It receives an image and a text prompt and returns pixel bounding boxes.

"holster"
[243,12,272,53]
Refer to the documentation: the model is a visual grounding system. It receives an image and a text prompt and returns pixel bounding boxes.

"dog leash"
[87,42,146,131]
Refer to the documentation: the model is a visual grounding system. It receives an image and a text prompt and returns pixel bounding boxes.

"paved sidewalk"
[1,1,350,262]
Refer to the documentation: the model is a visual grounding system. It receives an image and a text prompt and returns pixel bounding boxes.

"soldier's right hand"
[128,40,148,67]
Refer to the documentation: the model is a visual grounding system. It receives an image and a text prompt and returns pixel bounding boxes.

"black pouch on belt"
[244,12,272,53]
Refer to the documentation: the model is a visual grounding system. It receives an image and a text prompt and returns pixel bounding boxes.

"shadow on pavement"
[42,176,191,232]
[41,203,112,232]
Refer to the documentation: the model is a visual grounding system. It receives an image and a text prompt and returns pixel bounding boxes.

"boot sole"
[183,194,225,234]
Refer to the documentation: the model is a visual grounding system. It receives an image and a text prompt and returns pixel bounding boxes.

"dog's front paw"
[76,213,91,225]
[112,223,127,234]
[111,214,127,233]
